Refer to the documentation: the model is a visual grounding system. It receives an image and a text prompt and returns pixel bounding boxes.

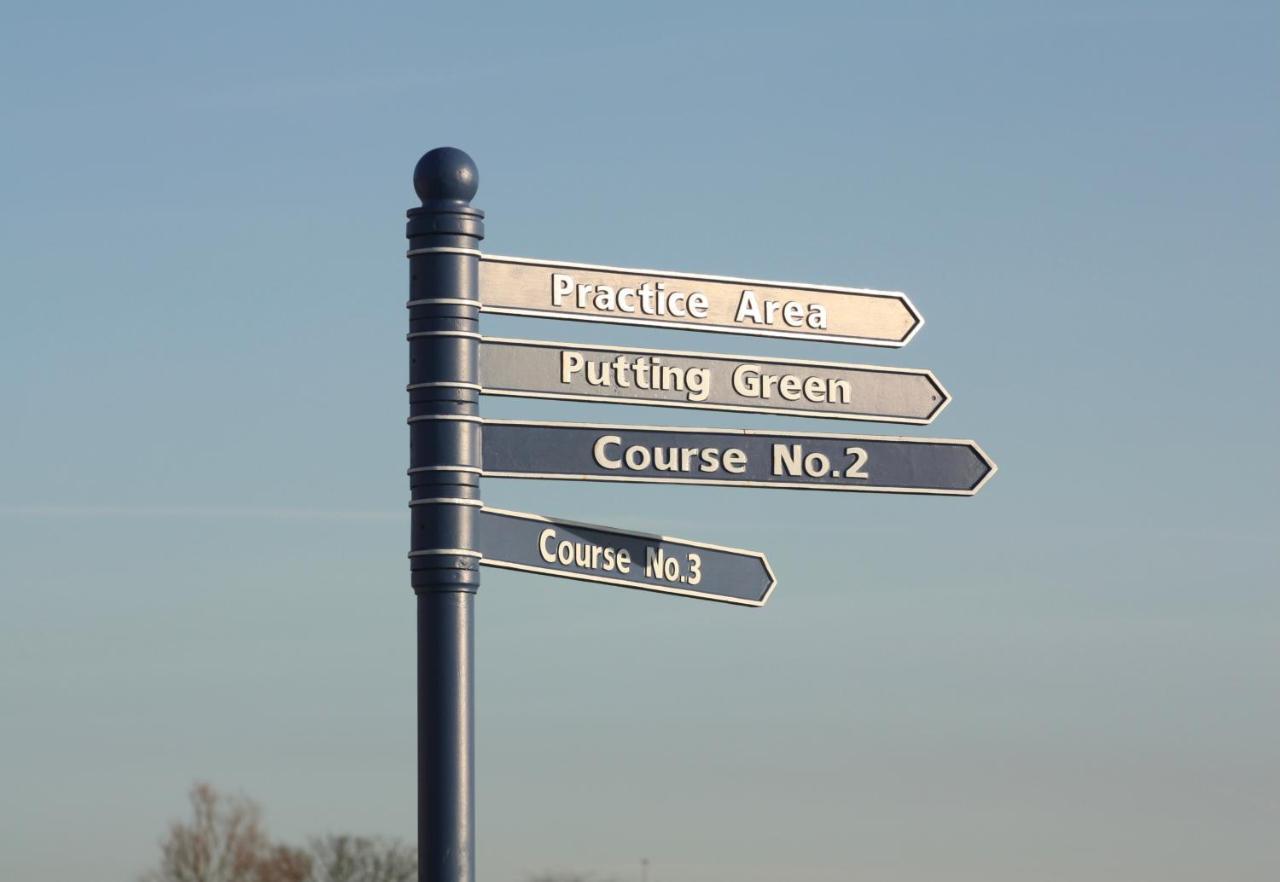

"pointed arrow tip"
[898,294,926,346]
[756,553,778,606]
[925,370,953,422]
[969,442,999,493]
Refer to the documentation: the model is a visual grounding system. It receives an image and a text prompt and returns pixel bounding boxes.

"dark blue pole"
[407,147,484,882]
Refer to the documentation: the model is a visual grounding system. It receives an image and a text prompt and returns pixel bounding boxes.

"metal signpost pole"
[407,147,484,882]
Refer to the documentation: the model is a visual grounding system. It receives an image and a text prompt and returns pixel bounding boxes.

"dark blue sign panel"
[477,508,775,606]
[482,420,996,495]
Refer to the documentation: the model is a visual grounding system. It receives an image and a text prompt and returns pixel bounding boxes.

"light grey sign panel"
[478,255,922,347]
[477,507,775,606]
[480,337,950,424]
[482,420,997,496]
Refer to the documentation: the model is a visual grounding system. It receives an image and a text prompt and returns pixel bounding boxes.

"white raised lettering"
[732,364,760,398]
[593,285,617,311]
[687,291,709,318]
[594,435,623,469]
[773,444,803,476]
[783,301,805,327]
[624,445,651,470]
[638,283,657,314]
[735,290,763,324]
[828,378,851,404]
[560,351,584,384]
[804,452,830,477]
[653,447,680,471]
[778,374,802,401]
[552,274,573,306]
[803,376,827,402]
[539,528,557,563]
[685,368,710,402]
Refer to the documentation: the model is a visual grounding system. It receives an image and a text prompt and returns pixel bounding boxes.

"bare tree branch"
[140,783,311,882]
[307,834,416,882]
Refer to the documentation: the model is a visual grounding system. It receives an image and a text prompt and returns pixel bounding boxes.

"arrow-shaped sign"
[479,255,922,347]
[482,420,996,495]
[477,507,775,606]
[480,337,950,424]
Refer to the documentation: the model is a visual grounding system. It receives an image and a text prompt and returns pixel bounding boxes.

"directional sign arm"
[478,255,923,346]
[479,337,951,424]
[482,421,996,496]
[476,508,775,606]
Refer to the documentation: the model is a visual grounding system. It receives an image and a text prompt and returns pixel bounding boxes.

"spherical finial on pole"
[414,146,479,205]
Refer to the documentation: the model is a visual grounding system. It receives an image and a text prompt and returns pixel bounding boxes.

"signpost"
[477,508,775,606]
[481,337,950,423]
[479,254,923,346]
[406,148,482,882]
[405,146,996,882]
[482,420,996,495]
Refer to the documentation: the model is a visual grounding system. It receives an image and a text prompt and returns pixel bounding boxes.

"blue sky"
[2,2,1277,880]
